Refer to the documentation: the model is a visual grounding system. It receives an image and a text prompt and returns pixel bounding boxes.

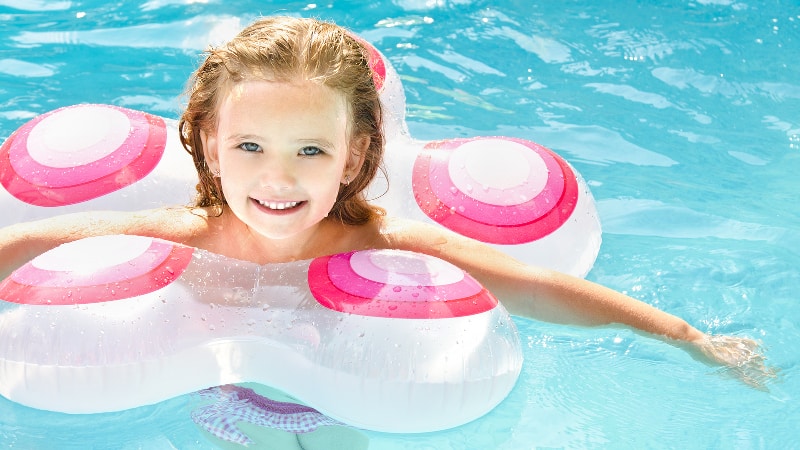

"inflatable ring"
[0,234,522,433]
[0,34,600,432]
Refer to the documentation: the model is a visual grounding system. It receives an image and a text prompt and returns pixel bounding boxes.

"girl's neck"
[204,208,359,264]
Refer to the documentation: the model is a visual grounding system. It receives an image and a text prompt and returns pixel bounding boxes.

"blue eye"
[300,146,323,156]
[239,142,260,152]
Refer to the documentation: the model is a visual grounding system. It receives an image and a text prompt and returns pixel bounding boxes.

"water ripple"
[499,122,678,167]
[652,67,800,101]
[0,0,71,11]
[0,58,58,77]
[598,198,789,242]
[485,26,572,64]
[10,15,243,50]
[428,49,505,76]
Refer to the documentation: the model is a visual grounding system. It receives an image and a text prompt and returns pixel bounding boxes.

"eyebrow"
[225,134,263,143]
[296,138,337,149]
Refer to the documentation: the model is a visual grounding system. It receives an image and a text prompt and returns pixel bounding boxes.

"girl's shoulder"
[377,215,437,243]
[377,215,482,255]
[129,206,219,247]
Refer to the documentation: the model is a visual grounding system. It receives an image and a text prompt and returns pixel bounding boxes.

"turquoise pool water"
[1,0,798,448]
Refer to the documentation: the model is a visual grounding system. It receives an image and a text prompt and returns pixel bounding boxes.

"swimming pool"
[1,0,797,448]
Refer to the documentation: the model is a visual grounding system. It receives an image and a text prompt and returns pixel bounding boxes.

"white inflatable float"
[0,234,521,433]
[0,37,601,433]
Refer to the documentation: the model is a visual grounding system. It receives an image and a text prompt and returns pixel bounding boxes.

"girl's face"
[202,79,364,242]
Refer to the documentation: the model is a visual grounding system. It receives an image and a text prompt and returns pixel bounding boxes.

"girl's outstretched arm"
[0,208,204,280]
[0,213,104,280]
[386,218,777,388]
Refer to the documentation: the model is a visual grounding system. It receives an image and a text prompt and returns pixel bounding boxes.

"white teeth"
[258,200,299,210]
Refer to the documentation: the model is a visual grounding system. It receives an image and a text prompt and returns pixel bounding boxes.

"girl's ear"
[344,135,370,183]
[200,129,221,174]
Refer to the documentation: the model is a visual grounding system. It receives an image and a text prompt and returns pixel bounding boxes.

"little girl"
[0,16,772,386]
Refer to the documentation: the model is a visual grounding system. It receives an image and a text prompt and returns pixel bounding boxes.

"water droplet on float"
[449,186,458,194]
[449,206,456,214]
[388,305,398,311]
[393,286,402,292]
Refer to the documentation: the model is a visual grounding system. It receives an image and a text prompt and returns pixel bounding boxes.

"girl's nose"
[259,158,295,190]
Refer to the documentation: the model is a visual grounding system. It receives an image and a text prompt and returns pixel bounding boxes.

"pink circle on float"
[0,104,167,206]
[327,251,481,302]
[26,105,131,169]
[308,250,497,319]
[15,235,171,287]
[448,139,547,206]
[412,136,580,245]
[10,105,149,188]
[426,138,565,226]
[0,236,194,305]
[349,249,465,287]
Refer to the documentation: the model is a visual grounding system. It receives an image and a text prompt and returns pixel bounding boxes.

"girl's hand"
[692,334,779,390]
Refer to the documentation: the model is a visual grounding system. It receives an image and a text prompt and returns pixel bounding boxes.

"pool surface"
[1,0,798,448]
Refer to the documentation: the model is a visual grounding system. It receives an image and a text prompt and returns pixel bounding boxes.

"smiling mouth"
[256,199,303,211]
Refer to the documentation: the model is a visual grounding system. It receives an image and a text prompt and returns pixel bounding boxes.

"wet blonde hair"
[178,16,385,225]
